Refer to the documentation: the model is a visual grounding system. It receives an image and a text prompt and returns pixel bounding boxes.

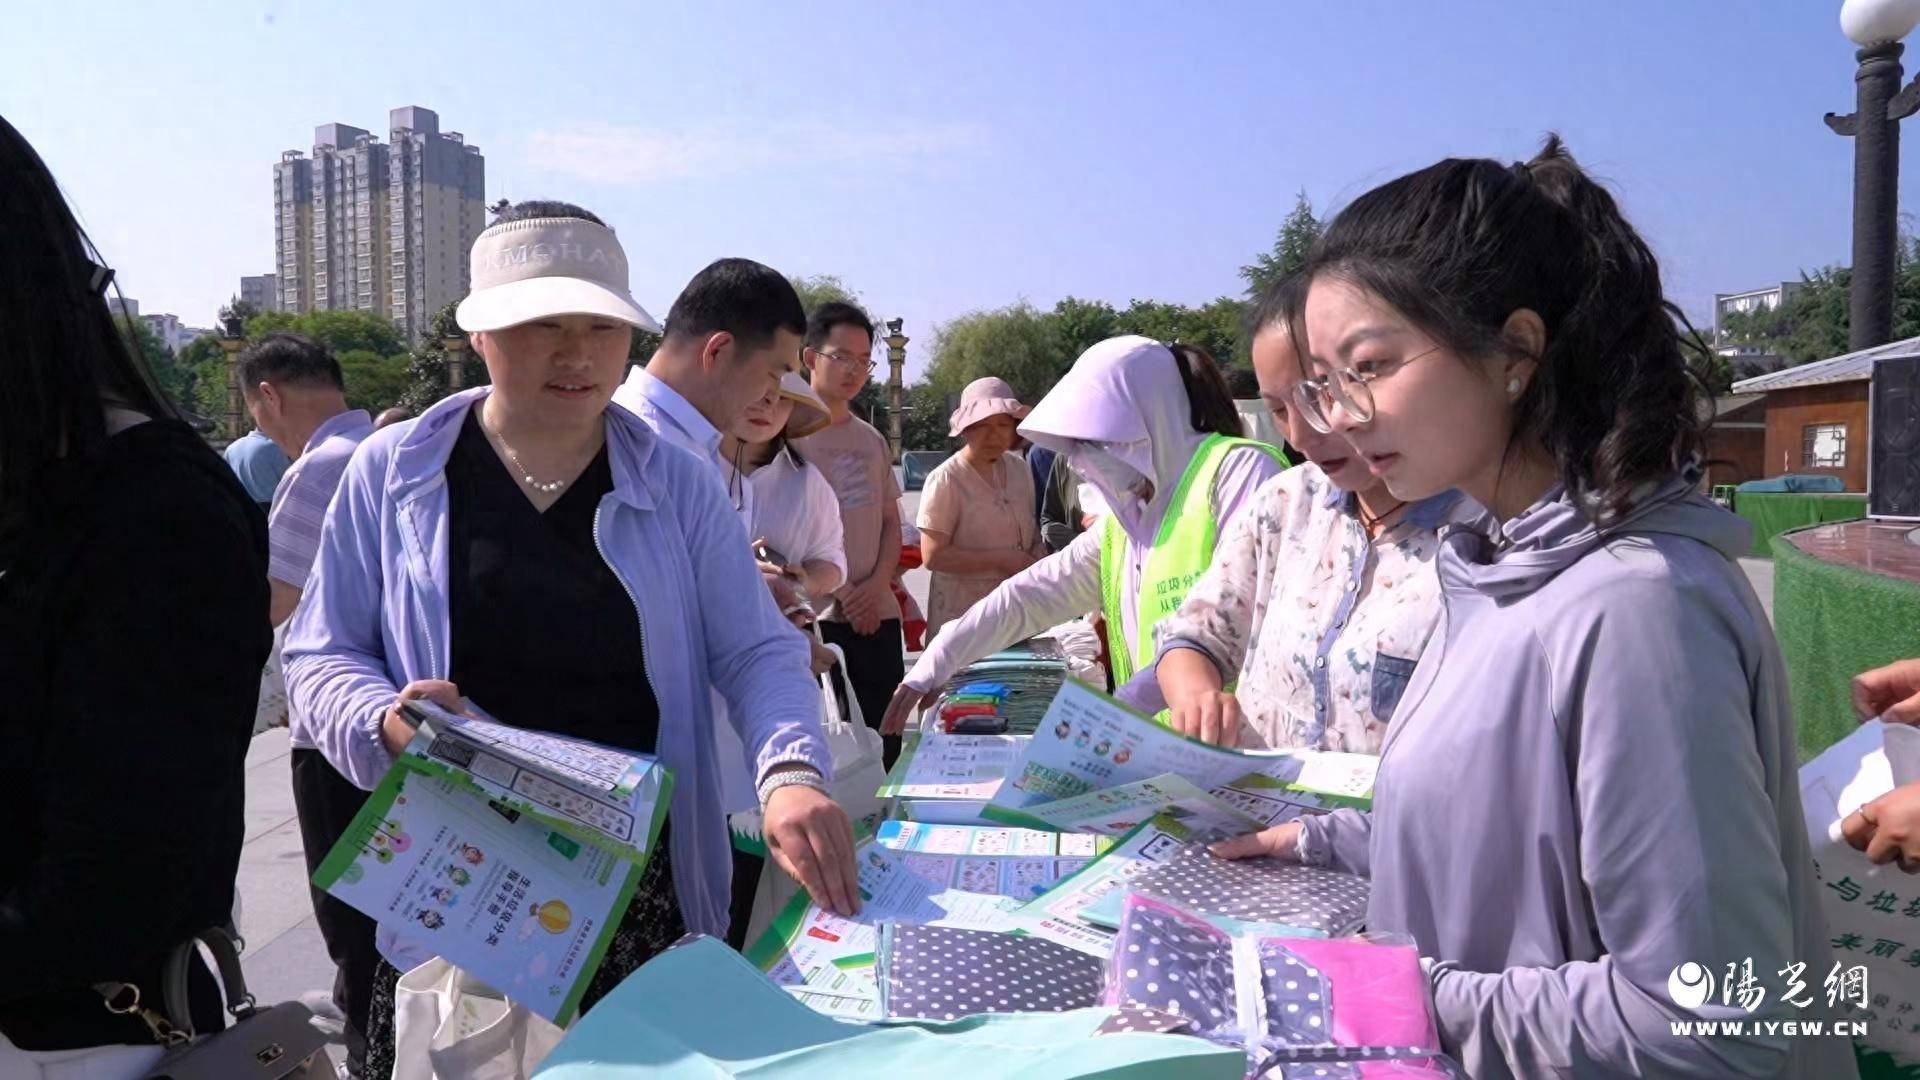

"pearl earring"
[1508,379,1521,395]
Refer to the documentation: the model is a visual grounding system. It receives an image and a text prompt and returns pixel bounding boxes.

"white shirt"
[613,366,754,529]
[727,445,848,582]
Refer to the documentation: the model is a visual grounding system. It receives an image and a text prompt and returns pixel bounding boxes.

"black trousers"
[819,617,906,769]
[292,747,380,1073]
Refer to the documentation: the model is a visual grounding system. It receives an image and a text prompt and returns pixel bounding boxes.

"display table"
[1737,492,1868,558]
[1773,521,1920,760]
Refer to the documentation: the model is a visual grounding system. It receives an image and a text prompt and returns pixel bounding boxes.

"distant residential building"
[140,312,211,355]
[1714,340,1788,380]
[240,273,278,312]
[1714,282,1805,342]
[107,297,139,318]
[271,106,485,339]
[275,150,314,313]
[387,106,487,339]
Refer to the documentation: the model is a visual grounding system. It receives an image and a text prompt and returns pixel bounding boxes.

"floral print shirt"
[1151,464,1460,753]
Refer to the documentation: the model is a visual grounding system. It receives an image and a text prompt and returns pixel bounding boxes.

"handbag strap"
[94,925,256,1045]
[162,925,257,1030]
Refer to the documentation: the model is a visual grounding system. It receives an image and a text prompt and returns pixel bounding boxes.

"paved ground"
[233,535,1776,1065]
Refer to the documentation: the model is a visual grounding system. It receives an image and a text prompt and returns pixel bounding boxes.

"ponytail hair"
[1166,342,1246,438]
[1302,134,1706,518]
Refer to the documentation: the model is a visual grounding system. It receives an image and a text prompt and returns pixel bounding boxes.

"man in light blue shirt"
[610,258,810,947]
[611,258,802,533]
[223,428,291,513]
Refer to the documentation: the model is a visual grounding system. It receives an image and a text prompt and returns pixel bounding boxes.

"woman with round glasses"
[1143,275,1470,750]
[1213,139,1853,1079]
[879,337,1287,733]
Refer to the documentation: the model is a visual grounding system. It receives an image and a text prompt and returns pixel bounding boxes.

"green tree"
[1047,297,1120,361]
[1240,191,1322,299]
[113,314,196,410]
[899,381,953,453]
[922,300,1069,404]
[399,301,480,413]
[1113,296,1248,366]
[337,349,414,413]
[248,309,405,358]
[791,274,860,314]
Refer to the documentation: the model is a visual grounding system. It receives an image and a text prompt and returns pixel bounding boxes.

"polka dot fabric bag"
[878,924,1105,1021]
[1099,894,1462,1078]
[1127,844,1371,936]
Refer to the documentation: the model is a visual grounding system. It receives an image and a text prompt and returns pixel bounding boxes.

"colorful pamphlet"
[984,681,1376,827]
[313,702,672,1023]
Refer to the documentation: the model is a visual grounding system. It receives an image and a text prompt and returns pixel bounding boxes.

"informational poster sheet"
[1011,773,1264,837]
[874,820,1106,900]
[981,682,1378,830]
[876,732,1024,801]
[314,703,672,1023]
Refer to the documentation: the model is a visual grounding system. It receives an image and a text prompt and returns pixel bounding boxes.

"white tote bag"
[740,642,889,942]
[390,959,564,1080]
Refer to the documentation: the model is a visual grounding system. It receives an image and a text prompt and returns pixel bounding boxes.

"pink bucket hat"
[948,376,1030,437]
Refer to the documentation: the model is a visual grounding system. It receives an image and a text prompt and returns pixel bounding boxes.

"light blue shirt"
[612,366,754,529]
[223,429,291,507]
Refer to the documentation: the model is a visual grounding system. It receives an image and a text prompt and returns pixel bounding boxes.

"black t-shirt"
[444,413,661,755]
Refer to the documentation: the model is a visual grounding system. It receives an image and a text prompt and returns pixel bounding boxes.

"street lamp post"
[1828,0,1920,349]
[883,317,909,463]
[218,311,247,441]
[443,334,470,391]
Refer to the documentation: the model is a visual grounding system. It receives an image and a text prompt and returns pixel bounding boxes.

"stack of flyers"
[877,731,1025,824]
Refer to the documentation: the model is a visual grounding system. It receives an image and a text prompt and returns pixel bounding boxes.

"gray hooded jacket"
[1298,477,1856,1079]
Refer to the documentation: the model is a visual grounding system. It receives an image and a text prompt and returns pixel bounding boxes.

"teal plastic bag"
[534,937,1240,1079]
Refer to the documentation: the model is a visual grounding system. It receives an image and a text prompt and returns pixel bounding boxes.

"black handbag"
[94,926,333,1080]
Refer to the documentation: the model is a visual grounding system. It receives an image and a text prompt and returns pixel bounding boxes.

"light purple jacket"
[283,387,829,942]
[1300,477,1855,1079]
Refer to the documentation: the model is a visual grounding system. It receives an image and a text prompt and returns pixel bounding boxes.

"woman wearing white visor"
[286,201,856,1077]
[880,336,1288,732]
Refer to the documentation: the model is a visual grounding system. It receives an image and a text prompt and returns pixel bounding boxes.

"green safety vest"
[1099,434,1289,689]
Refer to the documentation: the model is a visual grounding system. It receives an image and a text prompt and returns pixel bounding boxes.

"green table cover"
[1737,493,1869,558]
[1773,530,1920,760]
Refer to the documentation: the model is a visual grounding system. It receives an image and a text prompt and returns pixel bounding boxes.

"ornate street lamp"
[443,333,470,391]
[883,317,909,463]
[218,309,248,441]
[1827,0,1920,349]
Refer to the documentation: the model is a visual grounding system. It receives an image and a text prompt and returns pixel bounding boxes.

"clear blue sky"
[2,0,1889,377]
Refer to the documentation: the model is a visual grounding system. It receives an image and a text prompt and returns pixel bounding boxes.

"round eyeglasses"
[1291,345,1445,435]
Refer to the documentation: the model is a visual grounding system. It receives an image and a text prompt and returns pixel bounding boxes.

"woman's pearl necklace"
[484,421,567,494]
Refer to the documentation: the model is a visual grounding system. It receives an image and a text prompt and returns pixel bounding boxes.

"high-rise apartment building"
[239,274,278,313]
[388,106,487,339]
[274,152,313,314]
[271,107,485,339]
